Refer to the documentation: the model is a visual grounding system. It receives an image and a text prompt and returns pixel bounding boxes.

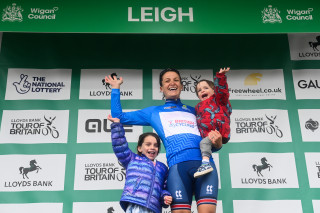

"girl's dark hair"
[195,79,215,98]
[137,132,161,156]
[159,68,182,86]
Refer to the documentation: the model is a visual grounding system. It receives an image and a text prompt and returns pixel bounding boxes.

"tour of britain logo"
[2,3,23,22]
[262,5,282,23]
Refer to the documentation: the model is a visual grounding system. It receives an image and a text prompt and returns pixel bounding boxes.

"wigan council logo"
[262,5,282,24]
[2,3,23,22]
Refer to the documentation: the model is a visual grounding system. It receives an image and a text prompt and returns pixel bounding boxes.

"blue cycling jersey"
[111,89,219,168]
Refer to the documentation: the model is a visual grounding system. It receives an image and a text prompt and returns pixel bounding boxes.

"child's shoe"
[194,163,213,178]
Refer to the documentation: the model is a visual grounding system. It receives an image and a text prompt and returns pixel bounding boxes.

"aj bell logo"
[252,157,273,177]
[305,119,319,132]
[85,119,133,133]
[309,35,320,51]
[175,190,182,199]
[19,159,41,179]
[2,3,23,22]
[206,185,213,194]
[262,5,282,24]
[244,73,263,86]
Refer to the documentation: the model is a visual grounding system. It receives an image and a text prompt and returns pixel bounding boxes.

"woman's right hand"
[107,114,120,123]
[105,75,123,89]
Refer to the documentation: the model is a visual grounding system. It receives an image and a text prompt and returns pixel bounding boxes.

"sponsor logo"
[182,105,191,111]
[206,185,213,194]
[19,159,41,179]
[85,119,132,133]
[102,73,118,90]
[182,74,201,94]
[107,207,115,213]
[13,74,65,94]
[175,190,182,199]
[286,8,314,21]
[2,3,59,22]
[244,73,262,86]
[309,35,320,51]
[262,5,282,24]
[164,106,177,109]
[252,157,273,177]
[2,3,23,22]
[10,115,60,139]
[316,162,320,178]
[305,119,319,132]
[235,114,283,138]
[168,119,196,128]
[84,161,126,182]
[298,79,320,89]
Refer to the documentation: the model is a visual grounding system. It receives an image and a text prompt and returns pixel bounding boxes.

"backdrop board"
[0,0,320,33]
[0,31,320,213]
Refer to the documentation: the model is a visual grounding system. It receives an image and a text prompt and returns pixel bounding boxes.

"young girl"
[108,115,172,213]
[194,67,232,178]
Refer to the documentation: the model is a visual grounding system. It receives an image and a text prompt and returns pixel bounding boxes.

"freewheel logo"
[262,5,282,24]
[244,73,262,86]
[2,3,23,22]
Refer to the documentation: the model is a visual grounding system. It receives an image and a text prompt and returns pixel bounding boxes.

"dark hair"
[159,68,182,86]
[195,79,215,98]
[137,132,161,156]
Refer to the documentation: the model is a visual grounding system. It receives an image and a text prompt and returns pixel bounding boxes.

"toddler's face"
[197,81,215,102]
[138,136,159,161]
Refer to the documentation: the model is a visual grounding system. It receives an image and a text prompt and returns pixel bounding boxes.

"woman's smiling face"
[160,71,183,100]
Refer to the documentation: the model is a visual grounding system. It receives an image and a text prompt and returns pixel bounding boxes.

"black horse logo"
[309,35,320,51]
[107,207,115,213]
[19,159,42,179]
[252,157,272,177]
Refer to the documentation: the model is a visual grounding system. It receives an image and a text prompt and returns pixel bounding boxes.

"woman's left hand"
[208,130,222,149]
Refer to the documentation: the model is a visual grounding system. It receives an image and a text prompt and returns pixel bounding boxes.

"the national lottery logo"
[262,5,282,24]
[12,74,65,94]
[252,157,273,177]
[2,3,23,22]
[305,119,319,132]
[19,159,42,179]
[309,35,320,51]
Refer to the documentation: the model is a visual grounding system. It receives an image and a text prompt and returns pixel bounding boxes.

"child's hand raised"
[105,74,123,89]
[107,114,120,123]
[219,67,230,74]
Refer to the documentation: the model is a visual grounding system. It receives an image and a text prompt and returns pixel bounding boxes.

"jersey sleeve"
[111,89,153,126]
[214,72,230,106]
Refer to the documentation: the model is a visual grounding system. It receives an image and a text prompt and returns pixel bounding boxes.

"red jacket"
[195,72,232,143]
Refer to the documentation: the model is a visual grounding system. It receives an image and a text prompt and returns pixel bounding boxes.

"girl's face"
[137,135,159,161]
[160,71,183,100]
[197,81,215,102]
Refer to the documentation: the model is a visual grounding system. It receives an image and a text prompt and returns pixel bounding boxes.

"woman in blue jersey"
[105,68,222,213]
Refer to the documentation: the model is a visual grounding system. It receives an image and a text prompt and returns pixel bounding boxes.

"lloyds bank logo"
[2,3,24,22]
[262,5,282,24]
